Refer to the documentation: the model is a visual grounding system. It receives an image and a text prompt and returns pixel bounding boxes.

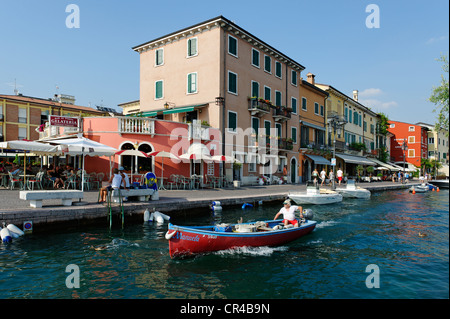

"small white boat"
[409,184,429,193]
[289,183,343,205]
[335,180,371,199]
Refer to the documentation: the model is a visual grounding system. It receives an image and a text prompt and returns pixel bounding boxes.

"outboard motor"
[302,209,314,221]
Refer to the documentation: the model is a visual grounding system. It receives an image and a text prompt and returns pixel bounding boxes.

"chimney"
[353,90,359,101]
[306,72,315,85]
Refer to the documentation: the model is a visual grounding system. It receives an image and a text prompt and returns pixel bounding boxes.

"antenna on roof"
[14,79,19,95]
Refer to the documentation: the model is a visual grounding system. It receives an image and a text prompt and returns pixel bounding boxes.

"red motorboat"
[166,219,316,258]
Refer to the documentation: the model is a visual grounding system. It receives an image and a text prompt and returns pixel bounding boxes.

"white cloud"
[359,99,398,110]
[358,88,383,98]
[426,35,448,45]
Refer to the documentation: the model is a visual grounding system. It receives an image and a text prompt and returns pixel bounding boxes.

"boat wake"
[316,220,338,229]
[213,246,289,257]
[91,238,140,251]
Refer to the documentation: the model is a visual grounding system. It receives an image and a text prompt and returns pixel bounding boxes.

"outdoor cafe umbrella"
[147,151,179,190]
[115,149,149,182]
[0,140,60,186]
[179,144,213,186]
[44,136,117,192]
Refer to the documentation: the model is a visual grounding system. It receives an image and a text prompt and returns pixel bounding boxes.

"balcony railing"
[188,120,210,140]
[248,97,271,117]
[278,138,293,150]
[272,107,292,122]
[118,117,155,135]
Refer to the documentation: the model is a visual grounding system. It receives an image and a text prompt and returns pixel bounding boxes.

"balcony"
[278,138,294,151]
[248,97,271,117]
[118,117,155,135]
[272,106,292,122]
[188,120,210,140]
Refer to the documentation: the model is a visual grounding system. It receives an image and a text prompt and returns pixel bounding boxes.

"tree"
[429,54,449,137]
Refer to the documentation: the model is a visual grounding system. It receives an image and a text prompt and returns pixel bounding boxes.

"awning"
[305,154,331,165]
[336,153,377,166]
[300,120,326,131]
[163,106,195,115]
[370,158,400,171]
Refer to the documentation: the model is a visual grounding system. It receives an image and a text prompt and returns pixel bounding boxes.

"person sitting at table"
[10,164,21,176]
[0,163,6,173]
[48,165,64,189]
[25,164,33,175]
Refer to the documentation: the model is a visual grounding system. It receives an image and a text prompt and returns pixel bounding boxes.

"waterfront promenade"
[0,181,418,232]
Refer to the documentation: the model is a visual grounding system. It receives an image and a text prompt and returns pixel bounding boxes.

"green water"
[0,189,448,299]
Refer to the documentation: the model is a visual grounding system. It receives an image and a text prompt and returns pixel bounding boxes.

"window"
[227,111,237,133]
[155,48,164,66]
[291,70,297,86]
[408,136,415,143]
[252,49,260,68]
[409,126,415,132]
[314,102,319,115]
[251,117,260,136]
[264,86,271,102]
[187,73,197,94]
[349,109,352,123]
[18,127,27,140]
[275,61,282,78]
[264,55,271,73]
[301,97,307,111]
[344,107,348,122]
[251,81,259,98]
[359,114,362,127]
[428,137,435,144]
[228,35,238,57]
[408,149,415,158]
[187,38,198,57]
[291,97,297,114]
[320,105,324,116]
[390,123,395,128]
[353,111,358,125]
[291,127,297,144]
[275,91,282,107]
[18,108,27,124]
[155,80,163,99]
[370,124,374,134]
[228,71,238,95]
[363,121,367,132]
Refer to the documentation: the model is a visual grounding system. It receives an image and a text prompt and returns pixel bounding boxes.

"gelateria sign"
[49,115,79,128]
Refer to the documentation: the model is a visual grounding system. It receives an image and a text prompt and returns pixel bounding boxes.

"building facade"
[388,120,429,168]
[132,16,306,183]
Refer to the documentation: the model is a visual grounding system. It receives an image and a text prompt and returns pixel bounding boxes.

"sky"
[0,0,448,125]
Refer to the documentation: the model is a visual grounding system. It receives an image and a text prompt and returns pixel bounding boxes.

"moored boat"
[409,184,428,193]
[335,180,371,199]
[429,180,448,189]
[288,183,343,205]
[166,218,316,258]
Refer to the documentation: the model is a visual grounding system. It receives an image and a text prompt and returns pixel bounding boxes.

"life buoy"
[165,230,177,240]
[1,228,12,243]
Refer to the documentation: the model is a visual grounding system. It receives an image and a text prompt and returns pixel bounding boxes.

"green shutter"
[252,82,259,98]
[264,87,271,101]
[229,36,237,56]
[188,73,197,93]
[228,72,237,94]
[276,91,282,106]
[155,81,163,99]
[188,38,197,56]
[252,49,259,66]
[265,56,271,73]
[292,98,297,113]
[228,112,237,132]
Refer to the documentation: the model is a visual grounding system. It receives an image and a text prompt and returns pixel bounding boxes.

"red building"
[388,120,428,168]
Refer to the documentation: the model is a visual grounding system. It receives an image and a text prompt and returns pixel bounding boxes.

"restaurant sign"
[49,115,79,128]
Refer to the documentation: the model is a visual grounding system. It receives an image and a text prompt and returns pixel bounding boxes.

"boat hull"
[336,188,371,199]
[168,219,316,258]
[288,193,343,205]
[429,180,449,189]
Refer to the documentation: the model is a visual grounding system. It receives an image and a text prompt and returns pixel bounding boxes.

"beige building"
[132,16,306,183]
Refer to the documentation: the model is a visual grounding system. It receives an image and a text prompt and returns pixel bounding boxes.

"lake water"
[0,189,448,300]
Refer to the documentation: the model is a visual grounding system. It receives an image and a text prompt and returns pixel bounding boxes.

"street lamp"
[327,113,347,190]
[401,139,408,184]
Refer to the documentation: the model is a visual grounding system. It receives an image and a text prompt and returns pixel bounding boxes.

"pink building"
[44,116,221,186]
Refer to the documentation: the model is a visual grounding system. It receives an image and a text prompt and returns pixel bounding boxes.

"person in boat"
[273,199,303,228]
[99,168,124,203]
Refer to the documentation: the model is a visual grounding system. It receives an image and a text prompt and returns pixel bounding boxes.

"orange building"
[388,120,429,168]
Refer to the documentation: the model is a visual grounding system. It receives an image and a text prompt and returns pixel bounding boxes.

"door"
[290,157,297,184]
